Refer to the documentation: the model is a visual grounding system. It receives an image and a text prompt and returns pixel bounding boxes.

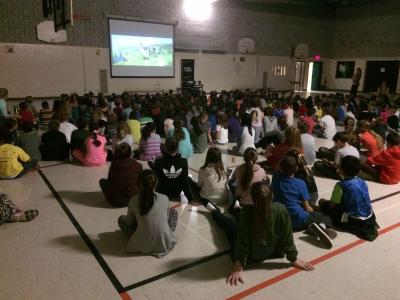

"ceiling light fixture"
[183,0,219,22]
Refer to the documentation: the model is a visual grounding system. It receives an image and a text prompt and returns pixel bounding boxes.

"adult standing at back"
[350,68,362,97]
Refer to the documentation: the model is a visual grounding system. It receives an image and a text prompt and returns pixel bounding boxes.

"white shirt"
[197,166,228,204]
[320,115,336,139]
[334,144,360,166]
[301,133,316,165]
[239,127,256,155]
[284,108,294,126]
[59,122,77,143]
[264,116,278,133]
[216,125,229,144]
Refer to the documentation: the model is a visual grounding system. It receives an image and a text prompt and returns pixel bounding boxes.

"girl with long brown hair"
[118,169,178,257]
[190,147,229,207]
[206,181,314,285]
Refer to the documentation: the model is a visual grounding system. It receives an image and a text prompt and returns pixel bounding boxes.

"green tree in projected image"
[112,35,173,67]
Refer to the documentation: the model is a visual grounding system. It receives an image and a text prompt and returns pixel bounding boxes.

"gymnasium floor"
[1,138,400,300]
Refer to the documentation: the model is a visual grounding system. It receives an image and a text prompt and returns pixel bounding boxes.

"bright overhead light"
[183,0,218,21]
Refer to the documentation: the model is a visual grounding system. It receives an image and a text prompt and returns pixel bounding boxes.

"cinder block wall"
[0,0,334,57]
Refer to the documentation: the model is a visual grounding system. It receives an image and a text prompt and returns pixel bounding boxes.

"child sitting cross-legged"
[0,129,38,179]
[99,143,143,207]
[72,123,107,167]
[272,156,336,248]
[361,132,400,185]
[40,120,70,161]
[313,132,359,180]
[319,156,379,241]
[118,169,178,257]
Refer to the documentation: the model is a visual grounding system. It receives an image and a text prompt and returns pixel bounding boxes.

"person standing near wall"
[350,68,362,97]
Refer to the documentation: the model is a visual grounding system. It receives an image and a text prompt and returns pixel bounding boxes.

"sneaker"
[318,223,338,239]
[24,209,39,222]
[309,223,333,248]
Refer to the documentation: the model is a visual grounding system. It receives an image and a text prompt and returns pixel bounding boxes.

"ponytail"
[138,170,158,215]
[240,148,258,191]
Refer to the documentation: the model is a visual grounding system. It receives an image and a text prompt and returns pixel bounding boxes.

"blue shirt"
[167,127,193,159]
[208,114,217,133]
[271,172,310,229]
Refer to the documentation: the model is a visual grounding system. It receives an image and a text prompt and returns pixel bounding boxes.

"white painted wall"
[0,43,295,98]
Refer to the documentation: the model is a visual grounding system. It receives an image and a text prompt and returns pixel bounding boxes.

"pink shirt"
[301,116,317,134]
[84,135,107,166]
[236,164,267,205]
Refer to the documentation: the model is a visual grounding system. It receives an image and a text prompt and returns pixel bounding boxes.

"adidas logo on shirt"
[163,165,182,179]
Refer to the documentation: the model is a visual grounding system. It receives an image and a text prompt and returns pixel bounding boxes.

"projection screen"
[108,18,175,77]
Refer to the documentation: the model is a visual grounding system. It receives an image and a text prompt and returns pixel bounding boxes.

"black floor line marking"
[372,189,400,203]
[120,250,230,292]
[38,169,124,293]
[39,162,68,169]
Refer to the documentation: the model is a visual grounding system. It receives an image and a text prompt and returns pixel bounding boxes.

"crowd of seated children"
[100,143,142,207]
[2,87,400,287]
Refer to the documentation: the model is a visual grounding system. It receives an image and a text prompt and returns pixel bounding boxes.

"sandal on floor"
[24,209,39,222]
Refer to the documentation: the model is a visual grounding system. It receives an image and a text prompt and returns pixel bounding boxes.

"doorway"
[311,62,323,91]
[364,61,400,93]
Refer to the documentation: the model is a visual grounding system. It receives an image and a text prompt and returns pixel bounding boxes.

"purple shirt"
[228,117,241,143]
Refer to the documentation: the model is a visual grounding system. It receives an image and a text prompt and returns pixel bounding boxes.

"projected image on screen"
[108,18,175,77]
[111,35,173,67]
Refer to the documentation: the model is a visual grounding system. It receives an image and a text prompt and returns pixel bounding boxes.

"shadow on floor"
[164,256,231,281]
[50,231,133,258]
[57,190,114,209]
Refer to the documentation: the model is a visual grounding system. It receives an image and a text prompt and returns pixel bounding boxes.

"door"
[311,62,323,91]
[364,61,400,93]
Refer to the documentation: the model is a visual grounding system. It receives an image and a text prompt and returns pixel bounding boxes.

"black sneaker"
[309,223,333,248]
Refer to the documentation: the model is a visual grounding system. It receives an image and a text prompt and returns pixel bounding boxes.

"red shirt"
[367,146,400,184]
[18,110,34,126]
[301,116,317,134]
[299,104,307,117]
[359,131,381,158]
